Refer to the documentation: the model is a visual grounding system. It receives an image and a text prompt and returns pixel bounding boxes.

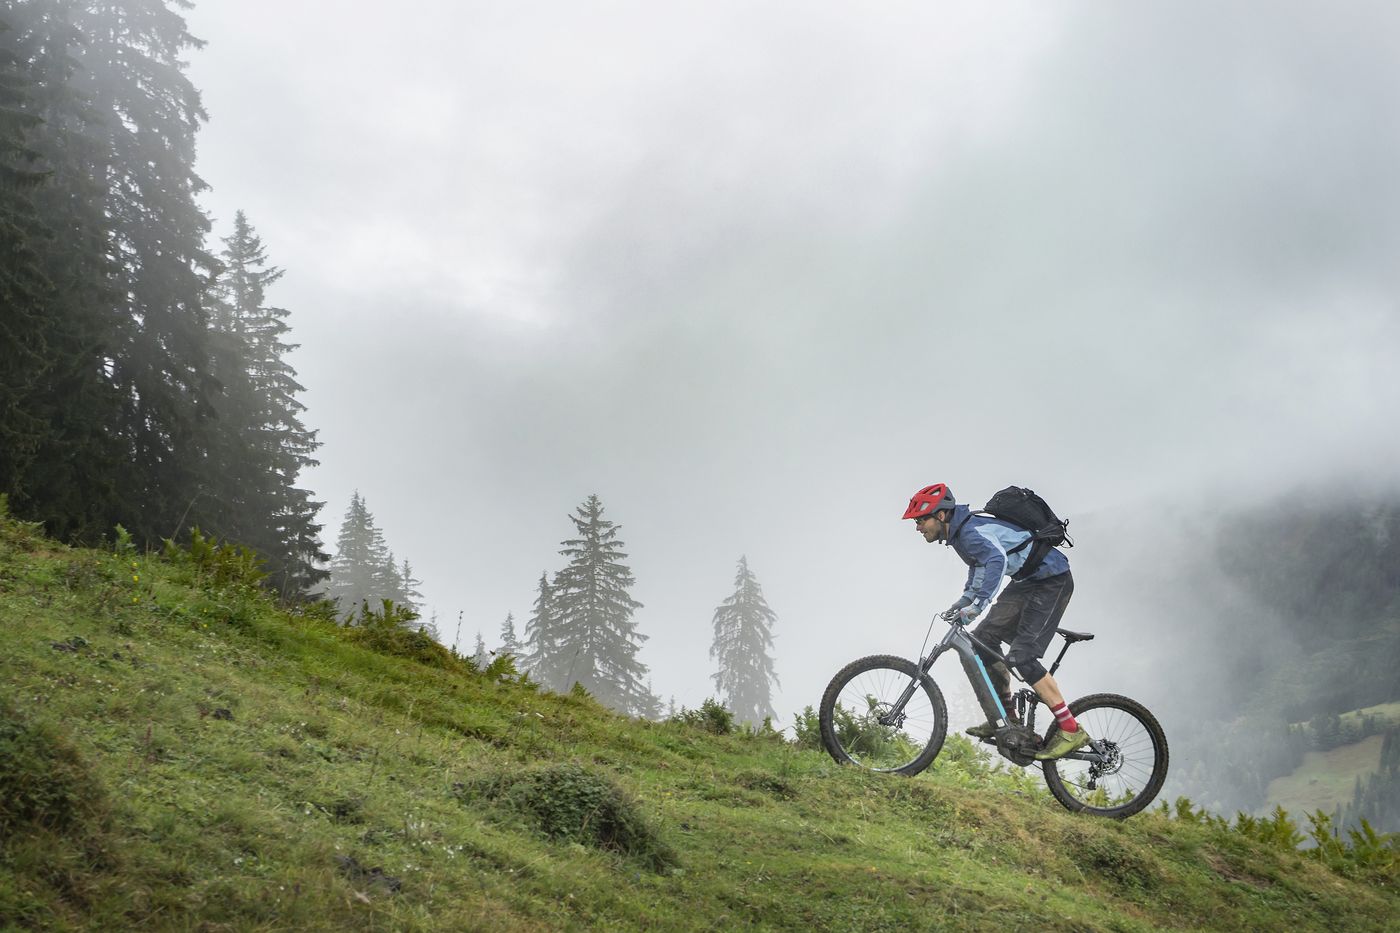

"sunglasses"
[914,513,941,525]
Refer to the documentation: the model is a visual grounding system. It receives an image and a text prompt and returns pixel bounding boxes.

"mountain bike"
[818,618,1168,819]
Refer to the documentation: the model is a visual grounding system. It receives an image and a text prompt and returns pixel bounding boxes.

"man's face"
[914,511,947,543]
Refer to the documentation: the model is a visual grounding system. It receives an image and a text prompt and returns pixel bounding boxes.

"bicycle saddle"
[1056,628,1095,643]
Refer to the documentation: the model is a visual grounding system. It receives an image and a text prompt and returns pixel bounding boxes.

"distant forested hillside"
[1211,490,1400,719]
[1073,481,1400,821]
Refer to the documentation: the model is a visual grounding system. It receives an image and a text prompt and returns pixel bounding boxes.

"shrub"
[670,698,735,736]
[1232,805,1304,851]
[341,600,458,669]
[1305,810,1400,881]
[791,705,822,750]
[461,763,677,871]
[161,527,267,590]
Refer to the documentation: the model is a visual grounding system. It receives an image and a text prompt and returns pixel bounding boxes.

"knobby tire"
[1040,693,1169,819]
[818,654,948,776]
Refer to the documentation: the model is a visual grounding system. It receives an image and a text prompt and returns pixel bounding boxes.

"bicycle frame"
[881,620,1105,764]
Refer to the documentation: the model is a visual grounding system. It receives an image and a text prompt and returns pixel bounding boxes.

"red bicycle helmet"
[902,483,955,520]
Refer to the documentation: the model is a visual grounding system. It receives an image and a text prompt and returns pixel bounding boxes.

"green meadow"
[2,506,1396,931]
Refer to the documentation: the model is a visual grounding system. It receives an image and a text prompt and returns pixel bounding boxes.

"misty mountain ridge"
[1077,477,1400,707]
[1064,476,1400,817]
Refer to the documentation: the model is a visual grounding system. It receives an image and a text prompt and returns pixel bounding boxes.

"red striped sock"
[1050,702,1079,733]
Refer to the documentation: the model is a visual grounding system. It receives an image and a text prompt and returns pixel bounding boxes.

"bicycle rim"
[819,655,947,775]
[1041,693,1168,819]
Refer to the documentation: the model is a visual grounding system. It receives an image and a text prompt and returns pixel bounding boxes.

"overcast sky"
[183,1,1400,724]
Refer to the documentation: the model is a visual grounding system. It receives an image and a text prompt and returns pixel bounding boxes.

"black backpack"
[957,486,1073,581]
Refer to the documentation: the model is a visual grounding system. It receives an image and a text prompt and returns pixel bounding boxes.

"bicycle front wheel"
[1041,693,1169,819]
[819,654,947,776]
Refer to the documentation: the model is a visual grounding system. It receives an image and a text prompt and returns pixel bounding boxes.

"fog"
[185,1,1400,727]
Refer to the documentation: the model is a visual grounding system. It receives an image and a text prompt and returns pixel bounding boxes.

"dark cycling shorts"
[972,570,1074,684]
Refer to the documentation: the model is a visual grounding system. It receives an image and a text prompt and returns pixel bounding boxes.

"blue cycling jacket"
[944,503,1070,606]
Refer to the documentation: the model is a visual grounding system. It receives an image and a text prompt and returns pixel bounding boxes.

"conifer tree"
[473,631,489,669]
[67,0,221,545]
[325,492,417,622]
[204,210,326,597]
[379,551,404,606]
[0,5,331,586]
[523,571,566,689]
[0,11,53,498]
[499,612,519,658]
[638,678,662,721]
[709,556,780,727]
[398,560,423,614]
[550,495,650,715]
[0,1,125,539]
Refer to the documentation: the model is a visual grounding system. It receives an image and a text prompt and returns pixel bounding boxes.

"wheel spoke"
[1042,694,1169,818]
[820,656,947,775]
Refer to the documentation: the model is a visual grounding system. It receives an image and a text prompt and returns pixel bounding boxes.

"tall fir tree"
[550,495,651,716]
[68,0,222,546]
[397,559,423,615]
[499,611,519,658]
[709,556,780,727]
[0,10,54,498]
[325,492,416,622]
[472,631,489,669]
[377,551,412,613]
[523,571,565,689]
[0,0,126,539]
[203,210,326,596]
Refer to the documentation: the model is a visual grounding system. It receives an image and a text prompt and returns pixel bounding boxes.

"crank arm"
[1061,749,1106,763]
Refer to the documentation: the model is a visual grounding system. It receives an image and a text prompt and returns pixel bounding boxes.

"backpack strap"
[953,509,1034,551]
[1010,541,1052,580]
[953,511,1041,567]
[948,511,976,543]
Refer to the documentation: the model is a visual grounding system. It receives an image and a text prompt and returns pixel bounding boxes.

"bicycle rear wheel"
[1041,693,1168,819]
[819,654,947,776]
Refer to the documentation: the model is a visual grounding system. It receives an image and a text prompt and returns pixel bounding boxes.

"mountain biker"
[902,483,1089,760]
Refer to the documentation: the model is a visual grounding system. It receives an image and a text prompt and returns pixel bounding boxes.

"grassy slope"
[1338,702,1400,729]
[1,517,1397,932]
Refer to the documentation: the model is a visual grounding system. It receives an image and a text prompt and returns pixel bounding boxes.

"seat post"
[1047,639,1072,677]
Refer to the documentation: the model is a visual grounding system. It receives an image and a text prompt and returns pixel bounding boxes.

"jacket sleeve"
[959,526,1008,605]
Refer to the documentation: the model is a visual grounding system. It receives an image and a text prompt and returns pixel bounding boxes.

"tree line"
[1,1,324,597]
[1334,728,1400,835]
[2,2,783,724]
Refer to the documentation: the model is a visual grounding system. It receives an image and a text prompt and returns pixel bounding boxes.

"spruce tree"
[205,210,326,597]
[325,492,416,622]
[67,0,221,546]
[499,611,519,658]
[472,631,489,669]
[0,0,125,539]
[523,571,565,689]
[709,556,780,727]
[378,551,406,608]
[638,678,662,721]
[550,495,650,715]
[398,560,423,614]
[197,212,326,595]
[0,11,53,499]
